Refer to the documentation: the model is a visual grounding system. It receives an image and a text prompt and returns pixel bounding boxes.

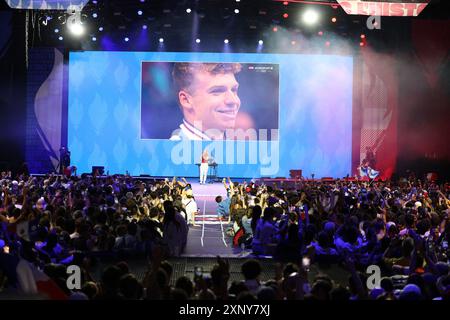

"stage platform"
[31,173,379,183]
[182,182,252,258]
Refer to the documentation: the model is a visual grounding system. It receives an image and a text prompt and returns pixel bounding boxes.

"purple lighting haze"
[100,36,118,51]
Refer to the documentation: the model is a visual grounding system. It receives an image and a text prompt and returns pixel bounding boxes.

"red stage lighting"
[283,13,289,18]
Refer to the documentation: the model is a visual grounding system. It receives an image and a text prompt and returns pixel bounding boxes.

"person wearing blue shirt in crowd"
[215,178,234,223]
[252,207,279,256]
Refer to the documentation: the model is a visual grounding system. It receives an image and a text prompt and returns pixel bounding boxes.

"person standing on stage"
[200,149,209,184]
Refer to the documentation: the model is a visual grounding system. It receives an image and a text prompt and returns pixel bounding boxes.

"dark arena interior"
[0,0,450,313]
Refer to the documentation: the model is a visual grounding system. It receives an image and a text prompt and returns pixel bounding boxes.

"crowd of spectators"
[0,170,449,300]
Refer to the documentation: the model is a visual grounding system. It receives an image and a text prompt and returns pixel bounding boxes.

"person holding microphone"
[200,149,209,184]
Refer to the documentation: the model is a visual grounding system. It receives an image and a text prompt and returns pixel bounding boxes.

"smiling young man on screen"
[170,62,242,141]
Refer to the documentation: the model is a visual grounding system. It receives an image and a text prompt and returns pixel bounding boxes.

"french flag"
[0,252,68,300]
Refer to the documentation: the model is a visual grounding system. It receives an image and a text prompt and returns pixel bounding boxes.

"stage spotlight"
[235,9,239,14]
[332,17,337,23]
[272,27,278,32]
[124,37,129,42]
[138,10,143,16]
[257,40,263,53]
[196,38,201,43]
[54,28,59,33]
[92,37,97,41]
[283,13,289,19]
[325,41,330,47]
[318,31,323,36]
[99,27,103,31]
[283,1,288,5]
[142,25,148,30]
[68,22,84,36]
[224,39,229,44]
[236,0,240,2]
[360,34,366,39]
[58,36,63,41]
[92,13,98,18]
[291,40,296,45]
[159,38,164,43]
[186,8,191,13]
[302,9,319,25]
[360,42,365,47]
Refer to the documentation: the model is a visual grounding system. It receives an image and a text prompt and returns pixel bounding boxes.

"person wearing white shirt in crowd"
[182,189,200,227]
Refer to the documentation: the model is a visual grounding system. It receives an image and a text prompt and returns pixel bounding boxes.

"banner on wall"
[4,0,89,10]
[336,0,430,16]
[357,48,398,180]
[26,48,65,174]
